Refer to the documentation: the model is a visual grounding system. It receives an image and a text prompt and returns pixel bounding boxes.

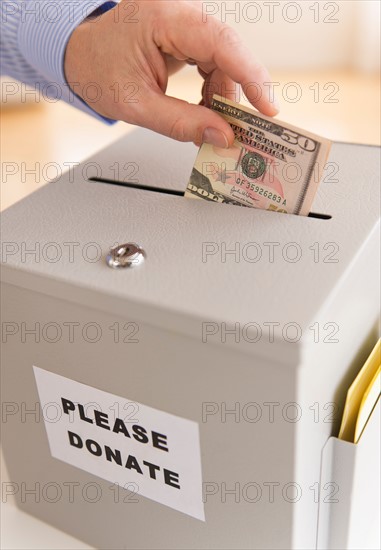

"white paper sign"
[33,366,204,521]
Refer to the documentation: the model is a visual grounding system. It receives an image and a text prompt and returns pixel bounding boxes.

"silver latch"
[106,243,145,269]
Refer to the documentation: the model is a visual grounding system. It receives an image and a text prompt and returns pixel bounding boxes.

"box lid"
[1,130,380,364]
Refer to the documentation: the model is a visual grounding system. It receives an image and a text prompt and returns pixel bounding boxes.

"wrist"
[64,2,116,99]
[64,20,94,98]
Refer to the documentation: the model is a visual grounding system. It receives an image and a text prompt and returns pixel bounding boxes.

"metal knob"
[106,243,145,269]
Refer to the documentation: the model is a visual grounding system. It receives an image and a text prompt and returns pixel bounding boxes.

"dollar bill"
[185,95,331,216]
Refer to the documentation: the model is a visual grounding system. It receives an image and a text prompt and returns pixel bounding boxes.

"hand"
[64,0,279,148]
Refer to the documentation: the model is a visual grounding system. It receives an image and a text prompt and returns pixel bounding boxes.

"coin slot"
[89,177,184,196]
[307,212,332,220]
[88,177,332,219]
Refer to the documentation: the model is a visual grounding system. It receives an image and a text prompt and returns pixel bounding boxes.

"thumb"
[135,93,235,148]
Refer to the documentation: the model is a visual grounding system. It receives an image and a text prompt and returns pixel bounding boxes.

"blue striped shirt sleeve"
[1,1,118,123]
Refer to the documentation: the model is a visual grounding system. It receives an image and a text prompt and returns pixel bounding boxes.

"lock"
[106,242,145,269]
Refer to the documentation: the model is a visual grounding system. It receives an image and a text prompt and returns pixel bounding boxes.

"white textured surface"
[1,131,380,364]
[317,398,381,549]
[1,133,380,549]
[0,451,92,550]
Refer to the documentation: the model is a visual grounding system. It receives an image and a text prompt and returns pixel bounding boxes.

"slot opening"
[89,177,332,220]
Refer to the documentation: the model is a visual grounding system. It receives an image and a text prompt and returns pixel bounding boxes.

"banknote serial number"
[236,178,287,206]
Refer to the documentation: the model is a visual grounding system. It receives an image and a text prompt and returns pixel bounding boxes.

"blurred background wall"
[210,0,380,72]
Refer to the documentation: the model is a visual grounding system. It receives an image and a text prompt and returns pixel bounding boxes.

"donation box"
[1,129,380,549]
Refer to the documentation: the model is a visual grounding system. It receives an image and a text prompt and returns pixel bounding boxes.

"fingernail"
[202,128,229,149]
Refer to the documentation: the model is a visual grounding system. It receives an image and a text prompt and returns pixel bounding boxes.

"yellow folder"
[338,339,381,443]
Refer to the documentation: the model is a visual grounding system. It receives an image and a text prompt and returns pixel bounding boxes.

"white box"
[317,397,380,550]
[1,130,380,549]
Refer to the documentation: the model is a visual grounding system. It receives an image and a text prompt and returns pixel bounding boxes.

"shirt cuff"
[18,1,118,124]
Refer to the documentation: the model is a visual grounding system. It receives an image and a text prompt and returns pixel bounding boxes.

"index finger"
[153,2,279,115]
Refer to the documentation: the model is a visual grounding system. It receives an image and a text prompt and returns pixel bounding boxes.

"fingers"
[153,2,279,116]
[164,55,186,77]
[132,92,236,147]
[201,69,240,107]
[211,26,279,115]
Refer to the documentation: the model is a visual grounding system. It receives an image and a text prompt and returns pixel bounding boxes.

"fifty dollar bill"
[185,95,331,216]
